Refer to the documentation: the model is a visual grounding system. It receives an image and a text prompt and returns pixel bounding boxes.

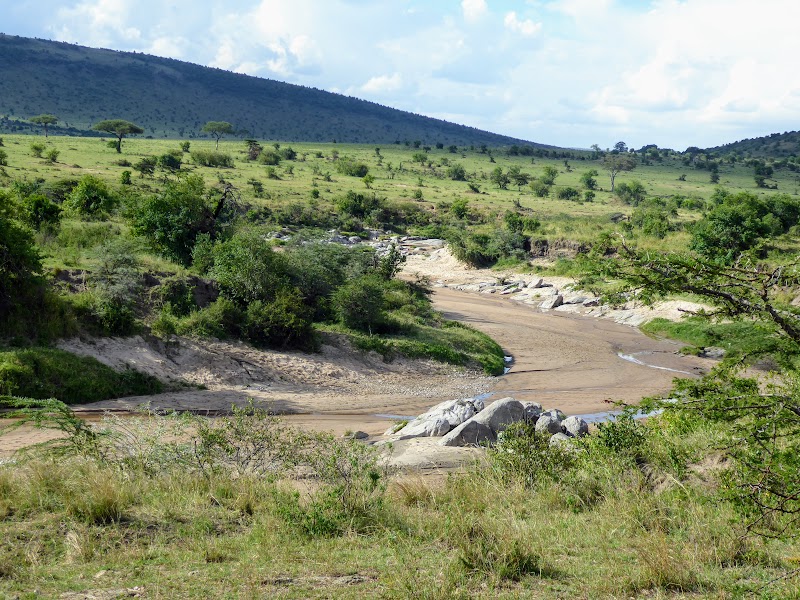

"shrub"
[129,174,214,265]
[191,150,234,168]
[244,289,316,351]
[489,421,577,488]
[30,142,45,158]
[120,170,132,185]
[63,175,117,219]
[210,232,290,305]
[175,297,243,339]
[0,150,7,166]
[530,181,550,197]
[257,149,281,165]
[44,148,60,164]
[447,163,467,181]
[19,193,61,232]
[615,180,647,205]
[334,190,384,218]
[0,212,45,320]
[335,157,369,177]
[556,186,581,201]
[331,274,387,332]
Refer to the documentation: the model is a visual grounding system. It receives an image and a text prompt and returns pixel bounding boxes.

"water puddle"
[617,352,692,375]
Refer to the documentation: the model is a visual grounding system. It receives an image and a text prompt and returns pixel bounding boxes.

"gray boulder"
[392,397,482,439]
[470,397,524,435]
[562,415,589,438]
[542,408,565,421]
[521,401,543,422]
[440,419,496,447]
[535,413,563,436]
[540,295,564,310]
[393,417,450,439]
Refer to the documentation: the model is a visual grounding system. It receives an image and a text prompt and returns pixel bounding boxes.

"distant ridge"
[704,130,800,158]
[0,34,549,147]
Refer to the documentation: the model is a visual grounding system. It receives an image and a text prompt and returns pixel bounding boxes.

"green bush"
[175,297,243,339]
[129,174,213,265]
[0,347,162,404]
[63,175,117,219]
[245,289,317,351]
[191,150,234,168]
[489,421,577,488]
[335,156,369,177]
[334,190,384,219]
[530,181,550,197]
[332,274,387,332]
[257,149,281,165]
[19,193,61,232]
[0,212,45,321]
[210,232,290,305]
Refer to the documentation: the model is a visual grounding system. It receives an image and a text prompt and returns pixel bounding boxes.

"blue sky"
[3,0,799,149]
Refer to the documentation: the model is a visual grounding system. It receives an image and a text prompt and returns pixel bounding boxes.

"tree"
[602,153,636,192]
[202,121,234,150]
[613,141,628,153]
[540,165,559,186]
[594,243,800,537]
[508,166,530,191]
[30,114,58,138]
[92,119,144,153]
[490,166,510,190]
[580,169,599,190]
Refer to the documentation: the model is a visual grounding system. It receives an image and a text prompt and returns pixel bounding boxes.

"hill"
[704,130,800,158]
[0,34,547,147]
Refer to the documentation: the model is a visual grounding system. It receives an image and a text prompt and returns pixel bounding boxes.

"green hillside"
[0,34,548,147]
[704,130,800,157]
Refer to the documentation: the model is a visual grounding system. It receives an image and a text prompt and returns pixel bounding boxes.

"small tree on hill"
[30,114,58,138]
[92,119,144,153]
[202,121,234,149]
[602,153,636,192]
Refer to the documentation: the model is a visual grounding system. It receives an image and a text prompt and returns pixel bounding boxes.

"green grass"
[0,347,163,404]
[0,410,798,598]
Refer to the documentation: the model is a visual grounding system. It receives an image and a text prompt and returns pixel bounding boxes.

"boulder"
[526,278,544,289]
[540,295,564,310]
[562,415,589,438]
[549,432,572,447]
[582,297,601,307]
[391,397,482,439]
[521,401,543,422]
[470,397,524,435]
[535,413,563,436]
[440,419,496,447]
[393,417,450,439]
[701,346,726,359]
[542,408,565,421]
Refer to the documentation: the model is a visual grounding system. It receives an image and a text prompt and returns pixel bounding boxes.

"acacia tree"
[602,153,636,191]
[202,121,234,149]
[593,241,800,537]
[29,114,58,138]
[92,119,144,153]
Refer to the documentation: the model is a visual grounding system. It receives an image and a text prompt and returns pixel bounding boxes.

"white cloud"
[361,73,403,94]
[461,0,487,23]
[503,11,542,36]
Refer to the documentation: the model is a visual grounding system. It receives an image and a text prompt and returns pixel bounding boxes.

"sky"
[2,0,799,150]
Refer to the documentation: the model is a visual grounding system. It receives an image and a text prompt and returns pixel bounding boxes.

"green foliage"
[191,150,234,168]
[335,156,369,177]
[0,211,45,321]
[489,421,577,488]
[540,165,559,185]
[157,151,182,173]
[30,141,45,158]
[615,180,647,205]
[119,170,132,185]
[210,232,290,305]
[201,121,234,148]
[63,175,117,219]
[489,166,510,189]
[175,297,243,339]
[580,169,599,190]
[690,191,800,262]
[19,193,61,232]
[129,174,215,265]
[446,227,527,267]
[447,163,467,181]
[630,204,673,238]
[133,156,157,177]
[0,348,162,404]
[92,119,144,153]
[44,147,59,164]
[450,198,470,219]
[257,149,281,165]
[0,149,8,166]
[244,289,316,351]
[556,186,581,201]
[331,274,387,332]
[334,190,383,218]
[530,180,550,197]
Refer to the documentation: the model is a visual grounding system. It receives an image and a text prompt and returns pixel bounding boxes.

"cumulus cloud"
[503,11,542,36]
[461,0,487,23]
[361,73,403,94]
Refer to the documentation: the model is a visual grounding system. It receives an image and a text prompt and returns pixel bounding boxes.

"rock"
[535,413,563,436]
[392,397,482,439]
[562,415,589,438]
[470,397,524,435]
[540,295,564,310]
[471,396,486,412]
[526,278,544,289]
[701,346,726,359]
[393,417,450,439]
[582,297,601,307]
[549,432,572,447]
[564,296,588,305]
[440,419,496,447]
[521,401,543,422]
[542,408,565,421]
[345,430,369,440]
